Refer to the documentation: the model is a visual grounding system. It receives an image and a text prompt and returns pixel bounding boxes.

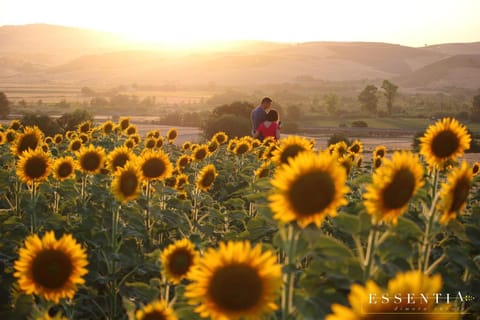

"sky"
[0,0,479,47]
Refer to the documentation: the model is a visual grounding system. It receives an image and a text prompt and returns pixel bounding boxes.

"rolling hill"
[0,24,479,88]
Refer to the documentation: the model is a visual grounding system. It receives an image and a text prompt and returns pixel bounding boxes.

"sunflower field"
[0,116,479,320]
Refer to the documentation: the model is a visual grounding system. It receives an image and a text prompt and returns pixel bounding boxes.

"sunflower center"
[288,170,335,216]
[18,134,39,154]
[449,177,470,212]
[200,171,215,188]
[142,310,167,320]
[32,249,73,289]
[194,149,207,160]
[71,141,81,151]
[25,156,48,179]
[376,149,385,158]
[142,158,166,179]
[473,165,479,175]
[57,162,73,178]
[431,130,460,158]
[167,249,193,276]
[280,145,306,164]
[350,144,360,153]
[374,158,382,168]
[168,132,177,140]
[208,264,263,312]
[382,169,416,210]
[113,154,129,170]
[146,139,156,148]
[81,152,101,171]
[236,144,249,155]
[120,171,139,197]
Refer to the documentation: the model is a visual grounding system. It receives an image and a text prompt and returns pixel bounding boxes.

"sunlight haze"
[0,0,479,47]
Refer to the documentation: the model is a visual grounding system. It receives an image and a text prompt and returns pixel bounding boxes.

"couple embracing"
[251,97,281,141]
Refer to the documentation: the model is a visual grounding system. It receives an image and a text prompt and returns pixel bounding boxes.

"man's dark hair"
[261,97,272,104]
[266,109,279,121]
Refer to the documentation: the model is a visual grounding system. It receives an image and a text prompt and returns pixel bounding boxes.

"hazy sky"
[0,0,479,47]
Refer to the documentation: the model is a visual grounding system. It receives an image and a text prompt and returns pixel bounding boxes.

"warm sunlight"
[1,0,479,47]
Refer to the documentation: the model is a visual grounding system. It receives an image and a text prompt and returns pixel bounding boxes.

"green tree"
[471,94,480,122]
[0,92,11,119]
[381,80,398,115]
[57,109,93,132]
[322,93,339,116]
[286,105,303,121]
[358,85,378,115]
[21,113,62,137]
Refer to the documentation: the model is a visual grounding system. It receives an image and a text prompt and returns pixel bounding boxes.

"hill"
[0,24,479,88]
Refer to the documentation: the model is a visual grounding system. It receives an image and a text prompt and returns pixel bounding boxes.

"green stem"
[420,168,440,273]
[363,223,378,281]
[145,180,152,232]
[30,180,37,233]
[110,205,120,319]
[282,224,298,320]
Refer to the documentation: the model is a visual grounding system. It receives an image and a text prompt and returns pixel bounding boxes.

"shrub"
[21,113,62,136]
[327,132,350,147]
[202,114,251,139]
[351,120,368,127]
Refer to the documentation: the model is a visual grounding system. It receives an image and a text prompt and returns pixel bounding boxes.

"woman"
[254,109,281,141]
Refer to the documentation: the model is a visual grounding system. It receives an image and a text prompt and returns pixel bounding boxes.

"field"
[0,115,479,319]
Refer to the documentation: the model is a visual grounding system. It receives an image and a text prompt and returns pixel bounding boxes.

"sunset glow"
[0,0,479,48]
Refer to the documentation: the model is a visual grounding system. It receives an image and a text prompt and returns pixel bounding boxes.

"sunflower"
[111,161,143,203]
[11,126,44,156]
[420,118,471,168]
[68,138,83,152]
[155,137,164,149]
[125,124,138,136]
[161,238,198,284]
[192,145,210,161]
[196,164,218,192]
[234,139,252,155]
[130,133,141,145]
[326,270,458,320]
[118,116,131,131]
[333,141,348,157]
[356,156,363,169]
[269,151,349,228]
[472,161,480,176]
[65,131,76,140]
[272,135,314,165]
[373,155,383,169]
[16,149,52,184]
[208,140,219,153]
[138,150,173,181]
[0,131,6,145]
[176,155,191,171]
[53,134,63,144]
[76,144,106,174]
[124,138,135,149]
[5,128,17,143]
[437,161,472,225]
[147,129,161,139]
[167,128,178,143]
[14,231,88,304]
[52,156,76,181]
[185,241,282,320]
[101,120,115,136]
[338,155,354,176]
[9,119,22,131]
[78,133,89,144]
[175,173,189,190]
[182,141,192,151]
[348,140,363,154]
[212,131,228,145]
[261,136,275,147]
[77,121,91,134]
[144,137,157,149]
[263,143,278,160]
[363,151,424,224]
[44,136,54,145]
[227,139,237,152]
[255,161,271,179]
[373,145,387,159]
[136,300,178,320]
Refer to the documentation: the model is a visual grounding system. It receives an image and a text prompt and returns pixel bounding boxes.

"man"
[251,97,272,139]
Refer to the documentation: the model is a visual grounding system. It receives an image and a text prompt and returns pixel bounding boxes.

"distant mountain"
[397,54,480,88]
[0,24,479,88]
